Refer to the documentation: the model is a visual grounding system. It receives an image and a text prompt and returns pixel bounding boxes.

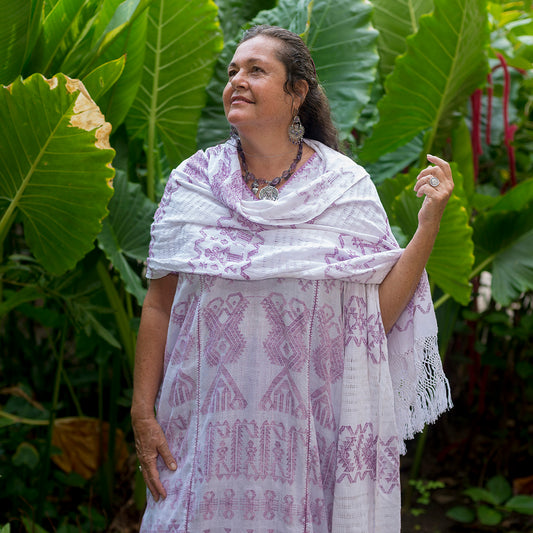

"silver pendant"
[258,185,279,201]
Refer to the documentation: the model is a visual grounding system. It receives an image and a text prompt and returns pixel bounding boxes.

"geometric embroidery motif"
[192,489,328,527]
[312,304,344,382]
[170,370,196,407]
[336,423,400,494]
[259,368,307,419]
[337,423,377,484]
[311,384,336,430]
[261,294,309,372]
[201,419,308,485]
[203,293,248,366]
[201,365,247,415]
[260,293,310,419]
[200,292,248,415]
[344,295,386,363]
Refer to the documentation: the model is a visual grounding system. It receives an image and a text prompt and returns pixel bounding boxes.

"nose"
[231,70,247,89]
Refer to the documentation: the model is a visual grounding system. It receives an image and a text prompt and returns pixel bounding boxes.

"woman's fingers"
[413,154,455,228]
[133,417,176,501]
[158,439,178,472]
[414,155,454,198]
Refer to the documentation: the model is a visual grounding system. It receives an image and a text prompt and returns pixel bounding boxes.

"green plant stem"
[36,325,67,523]
[61,366,84,418]
[0,210,16,276]
[406,426,429,509]
[96,260,135,369]
[145,1,164,202]
[0,410,49,425]
[434,255,496,310]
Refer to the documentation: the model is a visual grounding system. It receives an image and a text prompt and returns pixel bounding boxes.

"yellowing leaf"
[51,417,129,479]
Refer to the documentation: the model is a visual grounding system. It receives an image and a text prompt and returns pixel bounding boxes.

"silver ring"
[429,176,440,187]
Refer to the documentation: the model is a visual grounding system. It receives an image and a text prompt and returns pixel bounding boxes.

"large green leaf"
[360,0,489,161]
[64,0,151,78]
[97,171,157,304]
[93,3,149,128]
[0,74,114,275]
[371,0,434,78]
[473,180,533,305]
[197,0,379,148]
[474,180,533,255]
[214,0,277,41]
[126,0,223,199]
[82,55,126,103]
[365,134,423,185]
[379,165,474,304]
[304,0,379,136]
[0,0,31,84]
[27,0,102,76]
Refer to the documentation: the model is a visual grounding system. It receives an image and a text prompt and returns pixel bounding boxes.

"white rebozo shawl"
[147,138,452,456]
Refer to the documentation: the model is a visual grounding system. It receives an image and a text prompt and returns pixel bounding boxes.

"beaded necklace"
[236,139,303,201]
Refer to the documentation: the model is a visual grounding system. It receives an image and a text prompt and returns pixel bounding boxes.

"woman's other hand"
[414,154,454,231]
[131,274,179,501]
[132,414,177,501]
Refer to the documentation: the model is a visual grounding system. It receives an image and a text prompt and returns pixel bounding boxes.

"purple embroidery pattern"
[311,305,343,430]
[324,245,377,282]
[203,294,248,366]
[201,294,249,415]
[260,294,310,418]
[190,215,265,279]
[168,292,199,366]
[192,485,326,525]
[199,419,312,485]
[344,295,386,363]
[336,423,400,493]
[182,150,209,184]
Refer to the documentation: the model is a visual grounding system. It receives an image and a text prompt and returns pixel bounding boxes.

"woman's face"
[223,36,296,134]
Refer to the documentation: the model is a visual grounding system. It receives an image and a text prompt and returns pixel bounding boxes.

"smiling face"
[223,36,298,135]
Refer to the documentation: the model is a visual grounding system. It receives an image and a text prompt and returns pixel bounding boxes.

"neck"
[236,130,301,175]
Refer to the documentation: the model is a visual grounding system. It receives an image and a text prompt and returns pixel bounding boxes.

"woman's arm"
[131,273,179,501]
[379,155,454,334]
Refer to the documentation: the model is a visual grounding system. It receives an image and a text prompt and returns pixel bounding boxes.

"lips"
[231,95,254,104]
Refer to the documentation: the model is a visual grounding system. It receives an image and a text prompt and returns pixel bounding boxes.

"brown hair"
[239,25,339,151]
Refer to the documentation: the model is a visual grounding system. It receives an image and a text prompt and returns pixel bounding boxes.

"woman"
[132,25,453,533]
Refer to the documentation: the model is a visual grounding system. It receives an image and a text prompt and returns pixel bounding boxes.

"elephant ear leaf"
[0,73,114,275]
[0,0,32,84]
[360,0,489,161]
[97,170,157,305]
[371,0,434,78]
[125,0,223,187]
[474,180,533,306]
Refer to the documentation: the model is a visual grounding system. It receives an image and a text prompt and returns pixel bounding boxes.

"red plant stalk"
[470,89,483,180]
[497,53,517,188]
[485,72,493,146]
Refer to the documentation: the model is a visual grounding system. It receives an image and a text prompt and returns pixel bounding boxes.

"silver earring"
[288,115,304,144]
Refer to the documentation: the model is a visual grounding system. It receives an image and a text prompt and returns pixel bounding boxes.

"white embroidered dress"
[141,139,451,533]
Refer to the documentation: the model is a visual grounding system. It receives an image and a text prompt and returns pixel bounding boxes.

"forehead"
[230,35,284,66]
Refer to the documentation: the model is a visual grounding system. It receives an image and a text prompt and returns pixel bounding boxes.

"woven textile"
[141,140,452,532]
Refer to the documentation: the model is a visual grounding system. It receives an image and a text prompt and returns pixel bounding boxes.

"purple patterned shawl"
[145,139,452,531]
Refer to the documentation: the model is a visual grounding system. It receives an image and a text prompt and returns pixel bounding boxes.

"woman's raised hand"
[132,414,177,501]
[414,154,454,230]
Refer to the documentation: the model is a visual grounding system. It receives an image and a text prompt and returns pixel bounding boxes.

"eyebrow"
[228,57,267,68]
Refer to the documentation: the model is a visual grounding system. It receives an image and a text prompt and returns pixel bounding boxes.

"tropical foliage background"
[0,0,532,531]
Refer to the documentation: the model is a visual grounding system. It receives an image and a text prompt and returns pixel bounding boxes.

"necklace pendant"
[258,185,279,201]
[251,181,259,195]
